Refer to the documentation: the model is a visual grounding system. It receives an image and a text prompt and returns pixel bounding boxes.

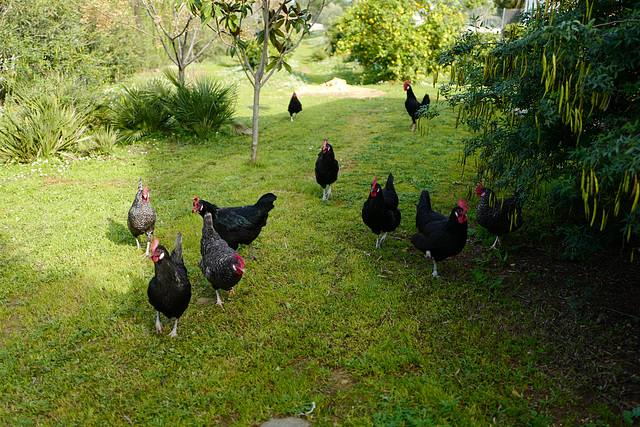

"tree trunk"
[178,65,185,86]
[249,83,261,164]
[249,1,270,165]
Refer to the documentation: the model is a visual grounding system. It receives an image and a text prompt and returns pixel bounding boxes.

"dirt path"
[294,77,387,99]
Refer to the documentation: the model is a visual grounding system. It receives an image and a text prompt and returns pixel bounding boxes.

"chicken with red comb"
[199,212,245,307]
[404,81,430,132]
[411,191,468,278]
[475,184,525,250]
[127,178,156,255]
[315,139,339,200]
[361,174,402,249]
[147,233,191,337]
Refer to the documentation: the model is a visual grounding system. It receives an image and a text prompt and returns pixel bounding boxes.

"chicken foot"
[489,236,501,250]
[425,251,440,278]
[169,319,179,338]
[155,311,163,334]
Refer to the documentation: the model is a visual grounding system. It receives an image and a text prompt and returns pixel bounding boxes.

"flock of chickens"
[127,81,525,338]
[127,179,276,337]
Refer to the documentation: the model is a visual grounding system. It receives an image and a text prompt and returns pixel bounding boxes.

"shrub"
[104,78,174,143]
[163,71,237,139]
[105,71,237,142]
[0,96,88,162]
[434,0,640,248]
[329,0,466,83]
[78,127,120,157]
[0,0,145,95]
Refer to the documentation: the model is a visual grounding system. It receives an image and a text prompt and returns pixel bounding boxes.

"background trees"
[328,0,466,83]
[435,0,640,257]
[0,1,144,92]
[183,0,326,163]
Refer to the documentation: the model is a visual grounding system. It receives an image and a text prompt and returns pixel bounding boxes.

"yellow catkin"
[632,182,640,213]
[600,210,607,231]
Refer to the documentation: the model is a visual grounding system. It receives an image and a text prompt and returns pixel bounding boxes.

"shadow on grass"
[106,217,134,247]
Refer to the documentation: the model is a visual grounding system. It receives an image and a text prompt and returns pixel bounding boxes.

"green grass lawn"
[0,35,629,426]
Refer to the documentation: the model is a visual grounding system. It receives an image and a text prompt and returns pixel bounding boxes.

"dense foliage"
[436,0,640,254]
[0,0,144,92]
[105,71,237,142]
[328,0,466,83]
[0,0,160,162]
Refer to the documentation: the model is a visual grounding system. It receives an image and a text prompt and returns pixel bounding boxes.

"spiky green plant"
[0,96,88,161]
[77,126,120,157]
[163,70,237,139]
[105,78,173,143]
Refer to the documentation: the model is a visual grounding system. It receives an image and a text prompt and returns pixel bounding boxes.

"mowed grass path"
[0,48,591,425]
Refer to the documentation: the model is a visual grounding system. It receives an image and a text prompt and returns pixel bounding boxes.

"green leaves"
[105,71,237,142]
[329,0,466,83]
[0,91,89,162]
[434,0,640,246]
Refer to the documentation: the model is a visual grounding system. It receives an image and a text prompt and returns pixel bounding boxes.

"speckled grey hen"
[127,178,156,255]
[199,212,245,308]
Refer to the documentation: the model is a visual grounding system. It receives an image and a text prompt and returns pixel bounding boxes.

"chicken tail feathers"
[256,192,277,210]
[385,173,394,189]
[202,211,221,241]
[417,190,433,213]
[171,232,184,265]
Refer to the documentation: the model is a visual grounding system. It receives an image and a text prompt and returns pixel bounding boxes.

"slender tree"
[82,0,220,85]
[182,0,327,164]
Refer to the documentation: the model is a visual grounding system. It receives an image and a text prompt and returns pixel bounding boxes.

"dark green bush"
[0,0,145,95]
[0,95,87,162]
[435,0,640,251]
[105,71,237,142]
[105,78,174,143]
[163,71,237,139]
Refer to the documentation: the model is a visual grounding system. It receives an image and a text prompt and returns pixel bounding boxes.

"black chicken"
[362,174,402,249]
[200,212,245,307]
[192,192,277,260]
[288,92,302,121]
[404,81,431,132]
[475,184,525,250]
[127,178,157,255]
[315,139,339,201]
[411,191,468,278]
[147,233,191,338]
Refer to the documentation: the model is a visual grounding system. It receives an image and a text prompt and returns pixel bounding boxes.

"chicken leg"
[248,243,258,261]
[215,290,224,307]
[169,319,179,338]
[425,251,440,278]
[489,236,501,250]
[375,232,388,249]
[155,311,163,333]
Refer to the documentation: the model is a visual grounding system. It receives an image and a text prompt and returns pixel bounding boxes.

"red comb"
[458,199,468,213]
[150,238,159,253]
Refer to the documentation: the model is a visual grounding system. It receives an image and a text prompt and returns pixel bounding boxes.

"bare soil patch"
[294,78,387,99]
[453,235,640,422]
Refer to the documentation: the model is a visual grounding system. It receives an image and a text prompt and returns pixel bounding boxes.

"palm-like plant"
[163,70,237,140]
